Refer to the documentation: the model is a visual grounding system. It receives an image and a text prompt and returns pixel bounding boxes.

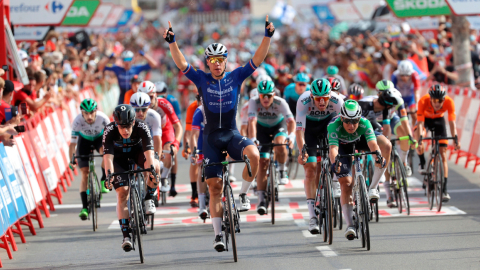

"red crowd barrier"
[419,81,480,172]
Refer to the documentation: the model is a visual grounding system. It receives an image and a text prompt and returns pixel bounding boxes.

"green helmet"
[326,65,339,75]
[376,80,394,91]
[293,73,310,83]
[257,80,275,94]
[311,78,331,97]
[341,100,362,119]
[80,98,97,112]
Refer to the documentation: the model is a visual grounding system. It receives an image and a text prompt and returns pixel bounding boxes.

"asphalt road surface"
[2,152,480,269]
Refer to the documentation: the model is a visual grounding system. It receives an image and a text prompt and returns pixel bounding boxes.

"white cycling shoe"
[279,171,289,185]
[238,193,251,212]
[405,164,412,177]
[369,188,380,201]
[345,226,356,240]
[144,199,156,215]
[122,237,133,252]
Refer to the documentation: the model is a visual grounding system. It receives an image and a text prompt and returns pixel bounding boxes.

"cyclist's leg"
[256,125,273,214]
[337,143,355,237]
[416,120,430,172]
[76,137,92,218]
[303,130,319,222]
[171,139,180,195]
[273,121,289,184]
[368,133,391,192]
[94,137,109,193]
[432,117,449,196]
[404,95,417,127]
[197,154,208,215]
[111,158,131,247]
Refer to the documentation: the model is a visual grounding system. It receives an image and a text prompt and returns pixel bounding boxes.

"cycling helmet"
[121,50,134,62]
[378,88,404,106]
[205,43,228,58]
[80,98,97,112]
[428,84,447,99]
[154,81,167,95]
[326,65,339,75]
[397,60,414,76]
[348,84,364,100]
[130,92,151,108]
[137,81,156,94]
[311,78,331,97]
[278,65,290,74]
[376,79,394,91]
[113,104,135,125]
[256,74,272,85]
[257,80,275,94]
[341,100,362,119]
[326,77,341,92]
[293,73,310,83]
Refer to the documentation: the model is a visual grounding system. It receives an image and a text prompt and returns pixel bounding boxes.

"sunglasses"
[342,118,360,124]
[432,98,445,103]
[260,94,274,99]
[312,95,330,102]
[208,57,226,64]
[135,108,148,112]
[297,83,307,87]
[348,94,360,100]
[118,123,134,129]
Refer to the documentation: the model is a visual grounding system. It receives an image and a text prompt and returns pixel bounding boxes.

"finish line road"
[2,156,480,269]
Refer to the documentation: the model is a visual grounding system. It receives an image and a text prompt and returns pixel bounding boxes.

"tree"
[451,15,473,87]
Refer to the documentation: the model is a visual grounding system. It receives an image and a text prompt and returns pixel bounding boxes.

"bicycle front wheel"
[434,154,444,212]
[225,184,238,262]
[270,162,276,225]
[359,175,370,251]
[132,189,144,263]
[336,198,343,230]
[89,172,97,232]
[325,172,333,245]
[396,156,410,215]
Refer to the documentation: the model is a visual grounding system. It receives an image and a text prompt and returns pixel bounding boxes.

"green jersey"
[327,116,376,146]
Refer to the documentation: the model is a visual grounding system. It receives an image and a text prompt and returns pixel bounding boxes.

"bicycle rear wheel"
[396,157,410,215]
[425,160,434,210]
[132,189,144,263]
[89,173,97,232]
[270,162,276,225]
[336,198,342,230]
[325,172,333,245]
[434,154,444,212]
[393,158,403,214]
[359,175,370,251]
[225,184,238,262]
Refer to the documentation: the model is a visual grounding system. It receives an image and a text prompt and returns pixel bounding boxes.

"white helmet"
[137,81,156,93]
[397,60,414,76]
[154,81,167,94]
[378,88,404,107]
[205,43,228,58]
[121,50,134,61]
[255,74,272,85]
[130,92,151,108]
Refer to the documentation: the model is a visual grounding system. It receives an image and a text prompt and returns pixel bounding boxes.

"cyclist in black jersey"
[103,105,161,252]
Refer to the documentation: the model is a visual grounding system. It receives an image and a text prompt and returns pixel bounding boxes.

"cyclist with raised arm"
[415,84,460,202]
[283,73,311,116]
[138,81,184,197]
[391,60,420,126]
[163,16,274,251]
[296,78,343,234]
[327,100,386,240]
[103,105,161,252]
[69,99,110,220]
[248,80,295,215]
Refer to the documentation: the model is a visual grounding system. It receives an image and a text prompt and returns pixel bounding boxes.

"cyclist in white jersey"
[130,92,163,155]
[69,99,111,220]
[296,79,344,234]
[248,80,295,215]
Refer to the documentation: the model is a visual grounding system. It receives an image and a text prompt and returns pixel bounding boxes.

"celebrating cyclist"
[327,100,386,240]
[296,78,343,234]
[415,84,460,202]
[69,99,110,220]
[248,80,295,215]
[163,16,274,251]
[103,105,161,252]
[138,81,183,197]
[391,60,420,126]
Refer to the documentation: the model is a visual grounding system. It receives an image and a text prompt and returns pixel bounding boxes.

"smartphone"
[2,65,8,71]
[11,106,18,117]
[20,103,28,115]
[14,126,25,133]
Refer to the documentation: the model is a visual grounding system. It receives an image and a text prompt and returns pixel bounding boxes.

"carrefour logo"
[45,1,65,13]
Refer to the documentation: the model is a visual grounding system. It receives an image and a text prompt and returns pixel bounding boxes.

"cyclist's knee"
[378,136,392,154]
[243,145,259,163]
[338,176,352,187]
[304,163,316,178]
[116,187,129,200]
[259,158,270,169]
[207,178,223,196]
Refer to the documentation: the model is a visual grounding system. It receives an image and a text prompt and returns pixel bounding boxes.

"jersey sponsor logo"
[301,97,311,105]
[365,129,374,135]
[258,112,278,117]
[209,101,233,106]
[138,121,152,138]
[359,123,366,129]
[206,86,234,95]
[330,96,338,104]
[309,110,329,116]
[239,136,247,145]
[330,132,338,139]
[204,157,210,164]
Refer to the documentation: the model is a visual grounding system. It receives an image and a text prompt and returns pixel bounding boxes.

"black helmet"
[378,88,403,106]
[428,84,447,99]
[113,104,135,125]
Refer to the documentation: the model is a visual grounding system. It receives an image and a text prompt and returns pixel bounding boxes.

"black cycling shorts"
[424,117,448,146]
[304,115,334,159]
[111,146,146,190]
[76,136,103,168]
[257,121,288,156]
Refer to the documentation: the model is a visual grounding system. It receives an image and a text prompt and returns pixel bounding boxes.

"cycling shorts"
[402,95,416,110]
[305,115,334,163]
[390,114,401,136]
[76,136,103,168]
[162,120,178,150]
[111,146,146,190]
[336,131,382,178]
[257,121,287,158]
[203,129,254,179]
[416,117,448,146]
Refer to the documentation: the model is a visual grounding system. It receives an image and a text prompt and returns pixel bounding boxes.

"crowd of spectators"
[163,0,249,12]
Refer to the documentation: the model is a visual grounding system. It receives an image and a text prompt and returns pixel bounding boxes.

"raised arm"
[163,21,188,71]
[252,15,275,67]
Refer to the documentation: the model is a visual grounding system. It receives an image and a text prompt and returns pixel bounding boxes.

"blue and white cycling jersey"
[182,60,257,135]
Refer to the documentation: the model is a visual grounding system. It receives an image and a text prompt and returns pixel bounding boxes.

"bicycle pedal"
[370,198,378,203]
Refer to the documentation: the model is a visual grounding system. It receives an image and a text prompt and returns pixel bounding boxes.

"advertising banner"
[89,3,114,27]
[14,136,43,204]
[61,0,100,26]
[0,144,27,219]
[10,0,74,26]
[117,9,134,27]
[103,5,125,27]
[13,26,50,41]
[446,0,480,16]
[385,0,451,18]
[328,2,361,21]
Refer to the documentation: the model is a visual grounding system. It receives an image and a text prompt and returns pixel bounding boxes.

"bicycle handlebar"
[71,153,104,165]
[106,165,157,191]
[201,155,252,182]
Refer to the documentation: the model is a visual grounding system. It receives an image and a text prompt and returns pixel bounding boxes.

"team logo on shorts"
[204,158,210,164]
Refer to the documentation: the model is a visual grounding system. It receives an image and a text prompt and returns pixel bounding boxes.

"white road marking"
[302,230,317,238]
[316,246,337,257]
[294,220,306,227]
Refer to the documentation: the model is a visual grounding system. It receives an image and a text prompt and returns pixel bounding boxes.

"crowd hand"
[265,15,275,37]
[163,21,176,44]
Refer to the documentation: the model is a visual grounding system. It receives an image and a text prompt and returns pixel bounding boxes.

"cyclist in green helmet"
[297,78,344,235]
[283,72,311,116]
[375,79,394,91]
[69,98,111,220]
[248,80,295,215]
[327,100,386,241]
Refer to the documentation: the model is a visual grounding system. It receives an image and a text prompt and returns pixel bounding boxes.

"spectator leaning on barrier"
[0,80,21,125]
[12,67,52,113]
